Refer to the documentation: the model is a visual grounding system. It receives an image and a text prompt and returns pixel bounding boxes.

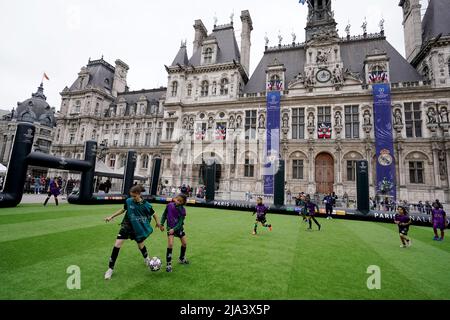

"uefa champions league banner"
[373,83,397,200]
[263,91,281,195]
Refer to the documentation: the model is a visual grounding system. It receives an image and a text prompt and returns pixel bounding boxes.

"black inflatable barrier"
[148,197,448,228]
[0,123,142,207]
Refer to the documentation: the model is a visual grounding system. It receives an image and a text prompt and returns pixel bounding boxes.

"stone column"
[432,142,442,189]
[445,144,450,203]
[307,144,315,194]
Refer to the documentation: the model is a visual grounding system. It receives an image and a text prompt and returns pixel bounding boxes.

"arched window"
[201,81,209,97]
[142,155,149,169]
[220,78,229,95]
[21,112,34,122]
[187,83,192,96]
[204,48,213,64]
[171,81,178,97]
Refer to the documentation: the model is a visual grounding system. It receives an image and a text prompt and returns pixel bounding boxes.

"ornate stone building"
[0,83,56,176]
[51,0,450,203]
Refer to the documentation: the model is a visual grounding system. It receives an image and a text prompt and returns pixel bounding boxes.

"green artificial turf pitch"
[0,203,449,300]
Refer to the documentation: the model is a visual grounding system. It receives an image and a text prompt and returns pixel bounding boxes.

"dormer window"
[171,81,178,97]
[220,78,229,95]
[201,81,209,97]
[204,48,213,64]
[422,66,430,81]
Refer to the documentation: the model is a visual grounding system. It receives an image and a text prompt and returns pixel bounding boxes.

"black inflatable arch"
[0,123,144,208]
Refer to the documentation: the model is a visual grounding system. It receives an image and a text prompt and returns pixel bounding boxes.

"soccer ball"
[148,257,162,272]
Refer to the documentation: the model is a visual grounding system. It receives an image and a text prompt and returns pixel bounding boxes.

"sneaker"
[407,239,412,247]
[166,265,172,273]
[104,268,114,280]
[438,238,444,242]
[269,225,273,232]
[252,231,257,235]
[433,236,440,241]
[178,258,190,265]
[318,225,322,231]
[400,245,407,248]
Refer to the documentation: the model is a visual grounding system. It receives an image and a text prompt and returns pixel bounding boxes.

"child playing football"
[304,195,321,231]
[103,185,161,280]
[252,197,273,235]
[394,206,412,248]
[43,177,60,206]
[160,194,189,273]
[431,202,447,241]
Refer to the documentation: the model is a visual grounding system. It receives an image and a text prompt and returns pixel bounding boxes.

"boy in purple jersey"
[252,197,272,235]
[304,195,321,231]
[43,177,60,206]
[160,194,189,273]
[431,202,447,241]
[394,206,412,248]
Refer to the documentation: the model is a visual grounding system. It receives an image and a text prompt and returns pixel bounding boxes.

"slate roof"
[117,88,167,105]
[422,0,450,43]
[13,83,56,127]
[188,24,241,66]
[244,36,423,94]
[171,44,189,66]
[69,58,115,94]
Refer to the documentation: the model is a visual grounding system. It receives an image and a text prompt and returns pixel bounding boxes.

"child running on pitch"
[160,194,189,273]
[394,205,412,248]
[304,195,321,231]
[103,185,161,280]
[431,202,447,241]
[43,177,60,206]
[252,197,272,235]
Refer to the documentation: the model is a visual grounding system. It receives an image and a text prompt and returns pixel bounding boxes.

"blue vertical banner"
[373,83,397,200]
[264,91,281,195]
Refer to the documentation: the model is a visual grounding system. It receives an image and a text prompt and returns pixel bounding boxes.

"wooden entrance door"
[315,153,334,194]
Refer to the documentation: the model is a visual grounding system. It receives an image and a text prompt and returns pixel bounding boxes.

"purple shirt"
[395,214,410,225]
[432,208,446,225]
[305,202,318,216]
[165,202,186,229]
[255,204,268,218]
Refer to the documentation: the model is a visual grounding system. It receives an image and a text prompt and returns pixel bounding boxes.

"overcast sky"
[0,0,430,111]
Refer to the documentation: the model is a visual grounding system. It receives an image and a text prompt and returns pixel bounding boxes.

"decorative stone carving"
[427,107,438,124]
[258,113,266,129]
[282,112,290,137]
[236,115,242,129]
[229,115,235,129]
[363,110,371,126]
[439,106,449,123]
[439,150,447,178]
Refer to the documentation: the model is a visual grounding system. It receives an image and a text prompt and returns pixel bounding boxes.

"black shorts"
[168,229,186,238]
[256,216,267,224]
[399,226,409,236]
[117,223,138,242]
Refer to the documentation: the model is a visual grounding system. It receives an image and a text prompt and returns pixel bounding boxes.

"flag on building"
[318,122,332,139]
[43,73,50,81]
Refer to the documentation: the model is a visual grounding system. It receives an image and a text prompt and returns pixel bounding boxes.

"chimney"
[193,20,208,54]
[240,10,253,75]
[399,0,422,63]
[112,59,129,97]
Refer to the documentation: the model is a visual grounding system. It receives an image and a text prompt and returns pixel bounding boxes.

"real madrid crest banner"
[373,83,397,200]
[264,91,281,195]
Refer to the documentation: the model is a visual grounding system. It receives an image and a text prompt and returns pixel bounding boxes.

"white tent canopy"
[95,161,146,180]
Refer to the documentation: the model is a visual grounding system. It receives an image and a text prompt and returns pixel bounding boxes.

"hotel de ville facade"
[48,0,450,203]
